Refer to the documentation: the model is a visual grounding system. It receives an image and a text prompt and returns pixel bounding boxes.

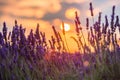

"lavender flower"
[40,32,46,43]
[19,24,26,46]
[28,29,35,46]
[52,26,59,42]
[107,29,111,45]
[114,33,117,44]
[75,11,81,25]
[94,22,100,32]
[35,23,41,40]
[51,36,55,49]
[15,20,18,26]
[8,32,11,40]
[98,12,102,25]
[111,6,115,32]
[89,2,94,16]
[0,43,9,59]
[49,40,53,49]
[102,23,105,34]
[86,18,89,30]
[90,27,94,38]
[36,45,45,55]
[105,15,109,34]
[0,32,4,45]
[2,22,7,41]
[115,16,119,27]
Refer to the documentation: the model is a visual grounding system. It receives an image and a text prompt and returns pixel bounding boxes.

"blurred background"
[0,0,120,52]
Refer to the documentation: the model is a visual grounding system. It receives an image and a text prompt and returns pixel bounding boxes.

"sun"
[60,23,70,31]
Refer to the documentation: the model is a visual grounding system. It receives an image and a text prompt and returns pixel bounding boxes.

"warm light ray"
[60,23,70,31]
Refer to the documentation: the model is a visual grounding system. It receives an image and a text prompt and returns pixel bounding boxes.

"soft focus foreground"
[0,3,120,80]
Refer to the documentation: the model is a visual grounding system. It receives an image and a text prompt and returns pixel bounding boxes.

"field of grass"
[0,2,120,80]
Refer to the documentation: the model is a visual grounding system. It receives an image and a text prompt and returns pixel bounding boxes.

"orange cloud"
[17,19,52,37]
[52,18,61,28]
[63,0,90,4]
[65,8,80,20]
[0,14,52,38]
[1,0,62,19]
[18,0,62,13]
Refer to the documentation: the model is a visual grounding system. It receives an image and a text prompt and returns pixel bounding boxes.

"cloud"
[52,18,61,27]
[0,0,63,39]
[18,0,62,13]
[0,1,8,8]
[0,0,62,19]
[65,7,80,20]
[63,0,90,4]
[0,14,53,39]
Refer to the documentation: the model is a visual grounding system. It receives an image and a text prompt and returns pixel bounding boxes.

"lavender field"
[0,2,120,80]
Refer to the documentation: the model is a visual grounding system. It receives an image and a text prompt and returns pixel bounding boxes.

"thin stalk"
[78,24,87,46]
[70,36,81,52]
[92,16,94,25]
[63,34,70,53]
[80,30,86,45]
[62,40,67,52]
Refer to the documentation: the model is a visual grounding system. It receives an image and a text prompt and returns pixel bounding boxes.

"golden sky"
[0,0,120,52]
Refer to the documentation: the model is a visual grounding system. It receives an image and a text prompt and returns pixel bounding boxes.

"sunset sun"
[60,23,70,31]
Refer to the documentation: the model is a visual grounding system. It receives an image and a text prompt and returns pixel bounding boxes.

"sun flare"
[60,23,70,31]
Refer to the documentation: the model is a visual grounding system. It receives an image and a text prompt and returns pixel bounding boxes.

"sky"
[0,0,120,52]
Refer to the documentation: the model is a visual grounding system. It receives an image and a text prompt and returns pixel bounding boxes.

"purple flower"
[107,29,111,45]
[8,32,11,40]
[90,27,94,37]
[2,22,7,41]
[112,6,115,15]
[0,63,5,68]
[104,15,109,34]
[0,32,4,45]
[0,45,8,59]
[11,27,17,44]
[19,24,26,46]
[13,52,18,63]
[89,2,94,16]
[94,22,100,32]
[52,26,59,42]
[15,19,18,26]
[111,6,115,32]
[75,11,81,25]
[28,29,35,46]
[40,32,46,43]
[37,45,45,55]
[35,23,41,40]
[98,12,102,25]
[28,63,33,70]
[115,16,119,27]
[86,18,89,30]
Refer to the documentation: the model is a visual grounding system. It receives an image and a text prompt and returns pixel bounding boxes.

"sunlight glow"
[60,23,70,31]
